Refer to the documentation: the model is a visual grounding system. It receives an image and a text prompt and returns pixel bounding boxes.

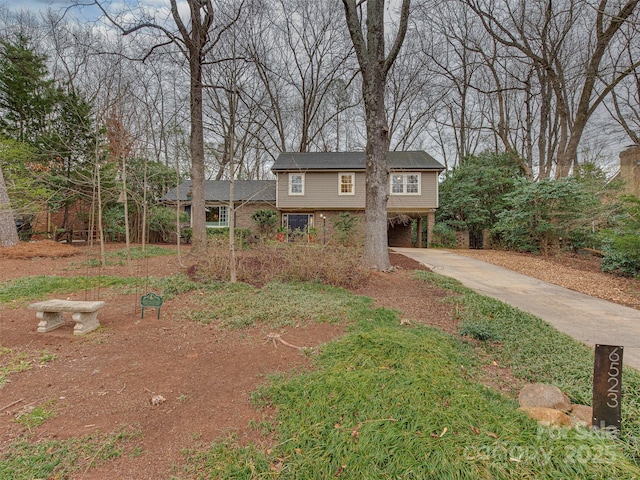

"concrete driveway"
[393,248,640,370]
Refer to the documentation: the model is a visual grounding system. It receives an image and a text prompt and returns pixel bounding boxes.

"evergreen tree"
[437,152,524,233]
[0,35,103,235]
[0,35,60,144]
[43,90,99,218]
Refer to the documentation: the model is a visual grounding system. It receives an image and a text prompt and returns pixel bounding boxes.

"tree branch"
[383,0,411,77]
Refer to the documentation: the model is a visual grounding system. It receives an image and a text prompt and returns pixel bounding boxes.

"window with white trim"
[205,206,229,227]
[289,173,305,195]
[338,172,355,195]
[390,173,420,195]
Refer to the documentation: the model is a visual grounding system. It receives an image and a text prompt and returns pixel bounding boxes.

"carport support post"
[426,212,435,248]
[416,217,423,248]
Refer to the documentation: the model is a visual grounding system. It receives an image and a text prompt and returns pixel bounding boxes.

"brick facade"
[234,203,266,231]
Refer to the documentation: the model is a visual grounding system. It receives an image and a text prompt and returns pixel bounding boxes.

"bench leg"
[36,311,65,333]
[72,311,100,335]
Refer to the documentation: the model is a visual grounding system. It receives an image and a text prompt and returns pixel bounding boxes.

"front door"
[285,214,313,232]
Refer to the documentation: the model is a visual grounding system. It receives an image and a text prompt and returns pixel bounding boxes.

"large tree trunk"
[362,68,392,270]
[188,56,207,256]
[363,136,390,270]
[0,164,18,246]
[167,0,216,257]
[343,0,410,271]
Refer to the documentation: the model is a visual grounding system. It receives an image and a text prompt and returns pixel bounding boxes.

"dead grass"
[194,239,370,289]
[0,241,79,260]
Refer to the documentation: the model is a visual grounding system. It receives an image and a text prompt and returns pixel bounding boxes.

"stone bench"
[28,299,106,335]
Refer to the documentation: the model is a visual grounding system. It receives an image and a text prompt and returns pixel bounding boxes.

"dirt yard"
[0,242,638,478]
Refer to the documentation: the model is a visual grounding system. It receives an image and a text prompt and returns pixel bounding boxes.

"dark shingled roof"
[161,180,276,203]
[271,151,444,172]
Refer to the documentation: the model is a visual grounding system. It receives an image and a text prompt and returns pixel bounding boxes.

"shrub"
[600,246,640,277]
[437,151,524,233]
[102,205,126,241]
[250,208,278,237]
[148,206,189,242]
[430,222,456,247]
[331,212,359,246]
[197,240,369,288]
[181,227,192,243]
[492,178,600,254]
[599,195,640,277]
[206,227,252,247]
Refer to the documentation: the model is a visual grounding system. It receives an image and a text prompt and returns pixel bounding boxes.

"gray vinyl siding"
[277,172,365,209]
[388,171,439,210]
[276,171,439,211]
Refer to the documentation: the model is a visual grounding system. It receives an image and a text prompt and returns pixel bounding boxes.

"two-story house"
[271,151,444,247]
[161,151,444,247]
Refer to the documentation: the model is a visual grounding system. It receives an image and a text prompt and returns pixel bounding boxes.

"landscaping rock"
[570,404,593,428]
[150,395,166,406]
[519,406,571,427]
[518,383,571,411]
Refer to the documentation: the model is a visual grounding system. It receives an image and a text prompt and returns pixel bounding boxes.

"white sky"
[1,0,186,24]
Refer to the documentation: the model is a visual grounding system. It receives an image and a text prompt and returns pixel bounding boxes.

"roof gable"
[271,151,444,172]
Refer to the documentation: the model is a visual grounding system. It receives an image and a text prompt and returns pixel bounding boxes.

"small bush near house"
[331,212,359,246]
[197,238,369,288]
[250,208,278,238]
[181,227,192,243]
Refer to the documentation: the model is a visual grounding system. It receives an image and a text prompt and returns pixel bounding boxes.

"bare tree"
[462,0,640,177]
[246,0,357,154]
[385,31,443,152]
[91,0,242,256]
[604,20,640,145]
[0,163,18,246]
[342,0,410,271]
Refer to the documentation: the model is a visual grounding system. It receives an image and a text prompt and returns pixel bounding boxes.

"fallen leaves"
[454,250,640,310]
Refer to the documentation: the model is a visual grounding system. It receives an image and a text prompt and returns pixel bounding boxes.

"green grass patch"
[73,246,176,268]
[149,273,222,301]
[459,320,502,342]
[106,245,176,260]
[414,270,640,466]
[0,425,142,479]
[180,281,374,329]
[15,400,56,431]
[179,319,639,478]
[0,347,57,389]
[0,275,141,304]
[39,350,57,364]
[0,348,31,388]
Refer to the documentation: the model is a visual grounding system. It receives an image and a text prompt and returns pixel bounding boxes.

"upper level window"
[338,172,355,195]
[289,173,305,195]
[391,173,420,195]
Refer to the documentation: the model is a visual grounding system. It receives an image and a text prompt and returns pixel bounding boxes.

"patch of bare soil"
[0,242,635,478]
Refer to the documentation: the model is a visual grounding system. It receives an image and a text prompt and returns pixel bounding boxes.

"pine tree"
[0,35,60,144]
